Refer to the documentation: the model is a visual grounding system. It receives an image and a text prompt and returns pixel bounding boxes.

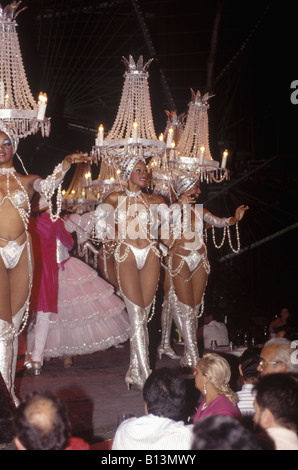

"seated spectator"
[13,391,89,450]
[112,368,193,450]
[193,353,241,424]
[237,347,261,416]
[269,307,291,337]
[197,313,229,350]
[257,338,298,376]
[275,324,298,341]
[253,373,298,450]
[191,415,261,450]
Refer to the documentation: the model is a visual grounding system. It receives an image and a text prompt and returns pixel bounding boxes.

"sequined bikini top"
[0,188,28,208]
[0,167,30,228]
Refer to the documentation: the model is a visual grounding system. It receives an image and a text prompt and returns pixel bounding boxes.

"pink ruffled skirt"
[42,257,130,358]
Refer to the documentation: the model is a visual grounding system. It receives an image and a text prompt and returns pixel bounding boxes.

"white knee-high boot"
[174,301,199,370]
[124,295,151,389]
[157,298,181,360]
[11,306,26,407]
[0,319,15,406]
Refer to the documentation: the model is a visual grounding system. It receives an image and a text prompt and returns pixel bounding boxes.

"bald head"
[14,392,71,450]
[23,394,60,434]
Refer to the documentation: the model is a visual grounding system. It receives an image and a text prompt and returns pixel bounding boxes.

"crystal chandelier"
[150,110,185,201]
[91,160,125,202]
[0,2,50,140]
[62,162,98,214]
[92,55,166,194]
[169,89,229,184]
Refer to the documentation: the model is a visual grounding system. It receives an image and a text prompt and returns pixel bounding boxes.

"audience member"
[112,368,193,450]
[0,374,15,448]
[257,338,298,376]
[0,403,14,448]
[274,324,298,341]
[191,415,261,450]
[253,373,298,450]
[193,353,241,424]
[197,313,229,350]
[237,348,261,416]
[13,391,89,450]
[269,307,291,337]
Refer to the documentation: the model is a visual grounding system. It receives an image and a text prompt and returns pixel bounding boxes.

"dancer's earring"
[203,383,207,395]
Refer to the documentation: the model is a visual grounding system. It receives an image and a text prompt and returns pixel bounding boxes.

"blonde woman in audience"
[193,353,241,423]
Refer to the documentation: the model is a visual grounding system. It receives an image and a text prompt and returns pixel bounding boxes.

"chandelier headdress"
[92,55,165,192]
[0,2,50,142]
[174,175,198,196]
[0,121,18,153]
[119,154,146,182]
[168,89,229,184]
[150,110,185,201]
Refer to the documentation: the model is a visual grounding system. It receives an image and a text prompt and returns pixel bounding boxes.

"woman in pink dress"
[26,197,130,373]
[193,353,241,423]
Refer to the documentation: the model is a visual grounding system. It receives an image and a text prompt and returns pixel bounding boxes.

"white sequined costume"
[94,181,161,389]
[0,161,69,406]
[159,206,231,370]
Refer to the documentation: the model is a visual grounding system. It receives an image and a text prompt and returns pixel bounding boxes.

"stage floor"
[6,340,198,449]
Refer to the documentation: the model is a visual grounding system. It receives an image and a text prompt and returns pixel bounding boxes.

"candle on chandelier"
[84,171,92,182]
[4,93,9,108]
[199,146,205,164]
[37,92,47,120]
[96,124,104,146]
[0,81,4,106]
[132,121,138,142]
[170,141,175,158]
[166,127,174,147]
[159,133,164,142]
[221,149,228,169]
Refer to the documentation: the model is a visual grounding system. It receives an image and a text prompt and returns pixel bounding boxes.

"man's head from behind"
[253,373,298,433]
[13,391,71,450]
[143,368,187,421]
[239,347,261,384]
[191,415,261,450]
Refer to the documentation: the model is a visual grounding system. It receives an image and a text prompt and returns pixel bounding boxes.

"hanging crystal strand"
[212,225,227,249]
[227,222,241,253]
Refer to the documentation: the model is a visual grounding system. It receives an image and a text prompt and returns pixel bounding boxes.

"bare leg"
[98,246,119,290]
[0,242,31,405]
[192,265,208,309]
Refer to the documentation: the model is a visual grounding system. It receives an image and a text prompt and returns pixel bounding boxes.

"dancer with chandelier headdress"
[157,175,248,371]
[0,125,89,405]
[93,155,167,389]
